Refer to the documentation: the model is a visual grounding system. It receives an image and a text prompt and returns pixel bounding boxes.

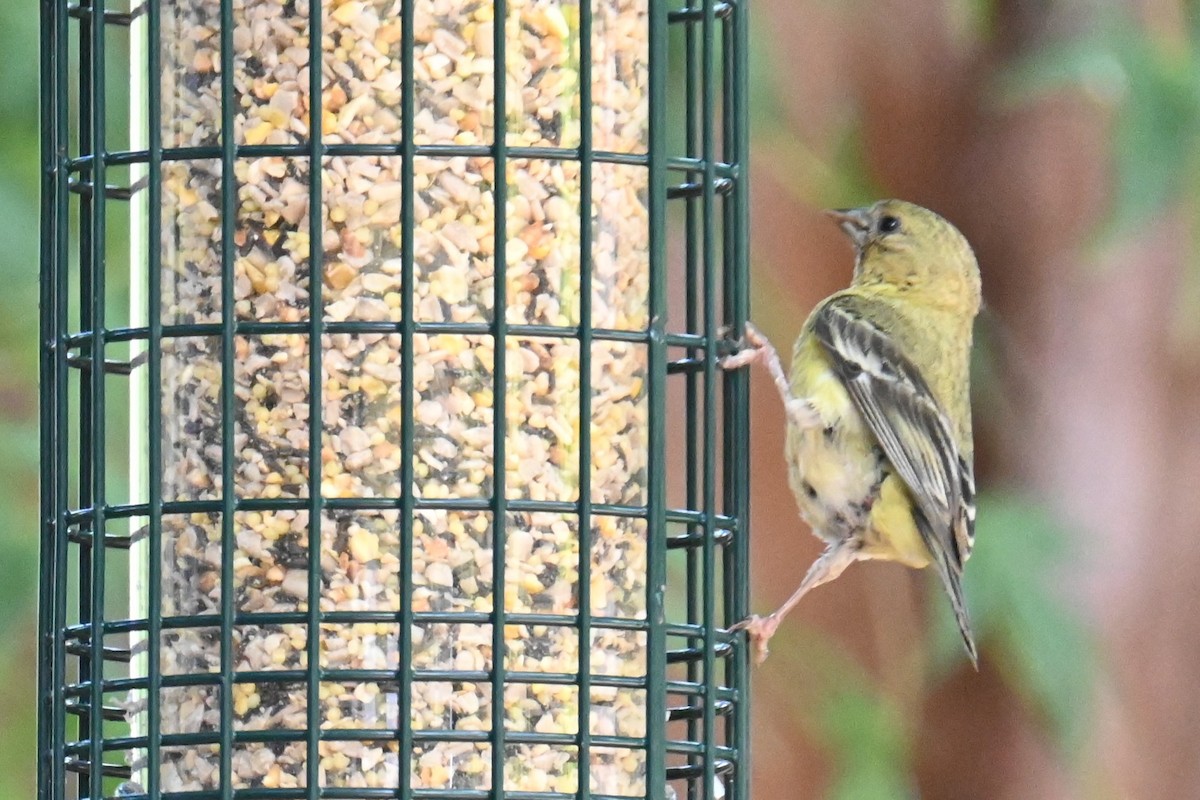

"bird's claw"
[719,322,768,371]
[739,321,769,350]
[730,613,781,666]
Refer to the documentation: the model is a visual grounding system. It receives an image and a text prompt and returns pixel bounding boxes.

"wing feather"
[811,295,978,663]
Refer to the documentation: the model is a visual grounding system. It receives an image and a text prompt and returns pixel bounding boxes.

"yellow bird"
[724,199,981,666]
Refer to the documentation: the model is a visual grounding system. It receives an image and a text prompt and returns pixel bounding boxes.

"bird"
[722,199,981,667]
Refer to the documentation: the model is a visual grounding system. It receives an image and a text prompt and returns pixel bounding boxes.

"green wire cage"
[39,0,750,797]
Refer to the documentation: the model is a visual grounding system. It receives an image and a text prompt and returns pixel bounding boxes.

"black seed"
[275,533,309,569]
[182,72,205,93]
[538,112,562,143]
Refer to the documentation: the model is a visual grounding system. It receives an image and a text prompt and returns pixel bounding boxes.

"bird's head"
[827,200,981,316]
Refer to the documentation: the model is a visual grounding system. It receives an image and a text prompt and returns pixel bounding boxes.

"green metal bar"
[42,787,682,800]
[75,144,662,168]
[218,0,237,793]
[683,6,702,796]
[305,0,326,795]
[668,3,734,22]
[647,0,669,795]
[491,0,510,794]
[70,610,656,637]
[65,1,147,24]
[72,320,667,345]
[65,665,655,695]
[399,0,417,796]
[56,163,731,195]
[70,498,733,526]
[84,0,110,793]
[38,0,68,797]
[51,2,71,782]
[700,0,719,797]
[577,0,594,795]
[725,4,751,796]
[72,728,662,752]
[77,0,99,791]
[146,0,164,788]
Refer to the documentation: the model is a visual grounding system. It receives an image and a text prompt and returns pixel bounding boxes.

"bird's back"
[785,291,973,567]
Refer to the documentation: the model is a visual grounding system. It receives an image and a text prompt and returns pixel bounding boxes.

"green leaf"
[746,14,883,209]
[946,0,998,48]
[993,35,1129,107]
[994,11,1200,240]
[770,629,917,799]
[931,491,1096,753]
[1106,30,1200,235]
[821,690,917,800]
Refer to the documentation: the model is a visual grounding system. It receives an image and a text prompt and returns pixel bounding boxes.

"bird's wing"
[810,295,978,662]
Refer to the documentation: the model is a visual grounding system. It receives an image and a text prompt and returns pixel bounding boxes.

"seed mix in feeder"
[138,0,652,792]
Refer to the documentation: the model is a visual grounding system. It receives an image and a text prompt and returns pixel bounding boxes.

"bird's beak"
[825,207,871,249]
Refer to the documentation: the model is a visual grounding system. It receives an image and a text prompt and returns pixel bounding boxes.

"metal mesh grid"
[38,0,750,798]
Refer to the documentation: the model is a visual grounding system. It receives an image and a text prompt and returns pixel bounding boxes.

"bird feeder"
[38,0,749,798]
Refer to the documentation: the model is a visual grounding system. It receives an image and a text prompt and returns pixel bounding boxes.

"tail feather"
[934,554,978,669]
[913,506,978,668]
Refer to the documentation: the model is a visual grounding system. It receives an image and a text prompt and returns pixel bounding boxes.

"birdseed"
[135,0,651,792]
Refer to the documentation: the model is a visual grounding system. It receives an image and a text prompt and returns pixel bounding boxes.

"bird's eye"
[878,215,901,234]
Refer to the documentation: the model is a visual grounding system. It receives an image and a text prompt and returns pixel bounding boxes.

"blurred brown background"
[2,0,1198,796]
[740,0,1200,798]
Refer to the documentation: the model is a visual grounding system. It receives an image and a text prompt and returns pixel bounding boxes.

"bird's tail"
[934,555,978,669]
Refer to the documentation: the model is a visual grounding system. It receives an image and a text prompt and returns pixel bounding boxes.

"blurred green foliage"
[763,494,1093,799]
[815,673,915,800]
[0,0,47,794]
[746,27,880,212]
[997,4,1200,343]
[769,628,917,800]
[996,5,1200,239]
[929,493,1094,754]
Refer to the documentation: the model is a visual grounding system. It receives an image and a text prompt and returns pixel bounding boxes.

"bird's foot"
[719,322,820,429]
[719,322,769,370]
[730,612,782,666]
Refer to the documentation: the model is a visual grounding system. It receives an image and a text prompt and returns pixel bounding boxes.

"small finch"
[724,199,981,666]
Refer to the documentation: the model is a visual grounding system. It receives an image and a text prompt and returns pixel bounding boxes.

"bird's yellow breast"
[786,335,931,568]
